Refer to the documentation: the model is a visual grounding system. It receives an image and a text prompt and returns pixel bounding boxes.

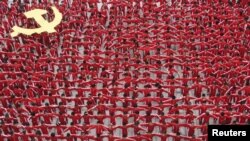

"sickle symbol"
[10,6,62,37]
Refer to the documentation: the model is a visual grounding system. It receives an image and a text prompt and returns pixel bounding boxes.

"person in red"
[167,132,191,141]
[194,94,213,104]
[192,102,215,115]
[232,111,250,124]
[238,84,250,96]
[63,122,84,134]
[88,103,112,115]
[189,83,208,98]
[0,130,12,141]
[42,132,62,141]
[143,133,168,141]
[139,122,166,134]
[178,122,200,137]
[239,96,250,105]
[13,130,34,141]
[196,111,218,124]
[214,112,232,124]
[232,101,250,113]
[112,123,145,138]
[86,122,110,137]
[0,86,14,96]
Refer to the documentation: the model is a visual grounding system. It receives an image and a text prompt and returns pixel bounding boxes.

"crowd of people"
[0,0,249,141]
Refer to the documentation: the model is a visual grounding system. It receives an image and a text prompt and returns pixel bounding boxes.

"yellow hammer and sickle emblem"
[11,6,62,37]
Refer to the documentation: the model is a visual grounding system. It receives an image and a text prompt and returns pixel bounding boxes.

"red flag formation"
[0,0,249,141]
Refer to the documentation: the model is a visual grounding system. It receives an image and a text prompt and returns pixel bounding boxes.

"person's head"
[0,119,4,125]
[61,93,65,97]
[124,83,129,88]
[40,119,44,124]
[59,102,63,106]
[13,119,18,124]
[133,103,137,107]
[98,93,102,97]
[238,91,242,95]
[216,93,220,97]
[51,132,55,137]
[8,103,13,108]
[146,111,151,116]
[11,94,15,99]
[174,103,178,107]
[4,113,9,118]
